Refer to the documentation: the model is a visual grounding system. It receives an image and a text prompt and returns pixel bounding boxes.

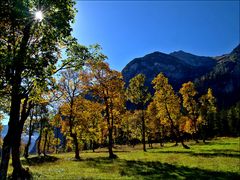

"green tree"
[0,1,78,178]
[126,74,151,152]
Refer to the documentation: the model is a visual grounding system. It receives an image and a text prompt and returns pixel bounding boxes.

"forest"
[0,1,239,179]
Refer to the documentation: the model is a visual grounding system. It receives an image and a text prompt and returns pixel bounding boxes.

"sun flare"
[35,10,43,21]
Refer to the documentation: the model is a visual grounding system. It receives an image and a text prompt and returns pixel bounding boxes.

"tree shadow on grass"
[203,149,240,153]
[21,155,59,166]
[92,150,130,153]
[123,160,240,180]
[149,150,240,158]
[85,157,240,179]
[191,152,240,158]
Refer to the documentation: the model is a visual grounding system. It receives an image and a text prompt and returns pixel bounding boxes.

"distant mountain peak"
[171,50,187,54]
[170,50,216,67]
[122,45,240,109]
[144,51,168,58]
[231,44,240,54]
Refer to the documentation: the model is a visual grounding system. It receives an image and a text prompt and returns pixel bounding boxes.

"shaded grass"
[21,155,59,166]
[5,137,240,179]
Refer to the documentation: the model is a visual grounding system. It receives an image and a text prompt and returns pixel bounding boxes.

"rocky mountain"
[122,51,215,91]
[170,50,216,67]
[195,44,240,108]
[122,44,240,108]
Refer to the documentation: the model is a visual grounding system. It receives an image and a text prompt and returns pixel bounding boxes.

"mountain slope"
[170,50,216,67]
[195,44,240,107]
[122,51,214,91]
[122,44,240,108]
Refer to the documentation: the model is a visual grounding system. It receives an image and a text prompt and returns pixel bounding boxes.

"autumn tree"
[179,81,200,143]
[82,100,104,152]
[146,100,165,147]
[57,69,82,160]
[199,88,217,142]
[121,110,142,147]
[152,73,189,149]
[56,45,105,157]
[83,60,125,158]
[126,74,151,152]
[0,0,79,178]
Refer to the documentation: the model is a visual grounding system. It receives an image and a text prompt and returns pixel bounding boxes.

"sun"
[35,10,43,21]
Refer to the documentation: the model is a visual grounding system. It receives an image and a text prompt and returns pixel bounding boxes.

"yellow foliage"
[152,73,181,127]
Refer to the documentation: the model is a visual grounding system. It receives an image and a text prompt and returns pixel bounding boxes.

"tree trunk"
[203,129,206,144]
[43,130,48,156]
[92,140,95,152]
[193,133,199,143]
[11,132,23,178]
[24,113,34,159]
[11,22,32,179]
[38,119,44,156]
[68,98,80,160]
[108,127,116,158]
[47,136,50,153]
[164,103,189,149]
[0,83,21,179]
[193,120,199,143]
[159,133,164,147]
[71,133,80,160]
[0,134,11,180]
[160,125,164,147]
[141,109,146,152]
[160,140,164,147]
[201,125,207,144]
[55,128,59,154]
[176,128,190,149]
[105,96,117,159]
[0,20,32,180]
[180,136,190,149]
[90,140,95,152]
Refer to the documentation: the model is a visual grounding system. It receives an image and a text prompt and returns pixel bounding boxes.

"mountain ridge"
[122,44,240,108]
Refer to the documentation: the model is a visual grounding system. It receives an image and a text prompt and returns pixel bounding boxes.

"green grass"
[7,137,240,179]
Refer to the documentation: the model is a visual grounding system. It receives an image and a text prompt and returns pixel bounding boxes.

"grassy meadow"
[6,137,240,179]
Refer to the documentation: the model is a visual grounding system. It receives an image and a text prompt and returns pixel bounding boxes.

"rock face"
[122,51,214,91]
[170,50,216,67]
[195,44,240,107]
[122,44,240,108]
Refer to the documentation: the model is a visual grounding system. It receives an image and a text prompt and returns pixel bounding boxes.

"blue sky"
[1,0,239,125]
[72,0,239,71]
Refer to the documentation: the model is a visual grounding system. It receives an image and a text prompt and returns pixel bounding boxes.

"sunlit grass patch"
[4,137,240,179]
